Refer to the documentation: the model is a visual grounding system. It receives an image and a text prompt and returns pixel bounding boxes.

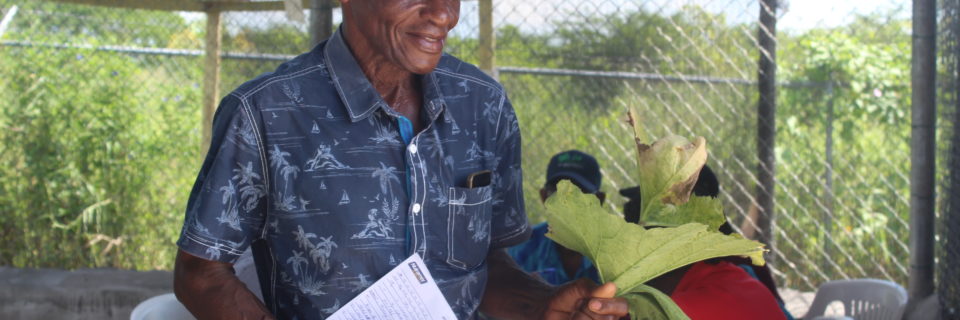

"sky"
[187,0,910,38]
[466,0,909,35]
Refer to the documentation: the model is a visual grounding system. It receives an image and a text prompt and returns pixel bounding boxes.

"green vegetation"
[775,15,912,287]
[0,0,921,292]
[0,2,202,269]
[542,130,765,319]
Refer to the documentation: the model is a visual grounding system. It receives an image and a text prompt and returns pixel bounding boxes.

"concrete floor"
[781,288,816,318]
[0,267,173,320]
[1,267,942,320]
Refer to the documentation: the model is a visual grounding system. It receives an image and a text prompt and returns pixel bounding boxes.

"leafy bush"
[0,2,203,269]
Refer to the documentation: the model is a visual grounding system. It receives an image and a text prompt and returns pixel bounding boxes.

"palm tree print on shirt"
[293,225,338,273]
[428,182,449,208]
[369,123,400,145]
[481,100,498,125]
[321,299,340,316]
[238,115,258,146]
[453,270,481,317]
[189,216,210,235]
[468,213,490,243]
[232,161,266,211]
[284,225,338,296]
[284,250,326,296]
[269,145,302,212]
[217,180,241,230]
[371,162,400,195]
[281,81,303,104]
[217,161,266,231]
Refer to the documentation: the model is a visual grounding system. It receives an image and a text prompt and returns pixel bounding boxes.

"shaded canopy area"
[50,0,336,12]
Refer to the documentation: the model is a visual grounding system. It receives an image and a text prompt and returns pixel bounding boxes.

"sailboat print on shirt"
[311,121,320,134]
[338,190,350,205]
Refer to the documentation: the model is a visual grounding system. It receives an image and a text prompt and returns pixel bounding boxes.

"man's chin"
[406,56,444,75]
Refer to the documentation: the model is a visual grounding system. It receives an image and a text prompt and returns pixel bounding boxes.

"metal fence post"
[478,0,496,79]
[909,0,937,304]
[309,0,333,47]
[939,0,960,315]
[756,0,778,263]
[202,4,222,156]
[824,77,835,259]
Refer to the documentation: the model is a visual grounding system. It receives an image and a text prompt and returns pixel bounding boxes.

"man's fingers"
[589,282,617,299]
[586,297,630,316]
[584,283,628,317]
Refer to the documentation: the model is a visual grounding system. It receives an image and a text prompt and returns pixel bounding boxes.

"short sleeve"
[489,94,531,248]
[177,94,268,263]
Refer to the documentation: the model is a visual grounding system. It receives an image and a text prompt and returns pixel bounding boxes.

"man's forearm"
[479,249,556,319]
[174,249,274,320]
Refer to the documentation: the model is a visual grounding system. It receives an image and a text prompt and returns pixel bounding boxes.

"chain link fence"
[939,0,959,317]
[466,0,916,295]
[0,0,311,269]
[0,0,954,316]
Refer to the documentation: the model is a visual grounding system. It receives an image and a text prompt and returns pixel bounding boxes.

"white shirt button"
[408,144,418,154]
[412,203,421,213]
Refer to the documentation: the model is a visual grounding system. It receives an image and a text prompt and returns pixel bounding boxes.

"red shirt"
[671,261,787,320]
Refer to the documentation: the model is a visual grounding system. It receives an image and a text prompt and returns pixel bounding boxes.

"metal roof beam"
[48,0,342,12]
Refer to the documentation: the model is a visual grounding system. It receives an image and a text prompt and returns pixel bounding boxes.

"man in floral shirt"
[172,0,629,319]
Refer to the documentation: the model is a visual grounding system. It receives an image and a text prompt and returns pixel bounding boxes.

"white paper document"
[327,253,456,320]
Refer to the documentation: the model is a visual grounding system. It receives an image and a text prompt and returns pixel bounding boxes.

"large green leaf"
[641,195,725,230]
[602,223,765,294]
[634,134,708,226]
[543,183,766,317]
[621,285,690,320]
[539,182,625,282]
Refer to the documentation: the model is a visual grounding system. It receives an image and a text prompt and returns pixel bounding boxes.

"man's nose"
[422,0,459,29]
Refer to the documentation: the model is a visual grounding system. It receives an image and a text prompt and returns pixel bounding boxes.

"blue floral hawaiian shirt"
[177,28,530,319]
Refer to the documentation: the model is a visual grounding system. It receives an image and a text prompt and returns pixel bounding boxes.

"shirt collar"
[324,27,445,123]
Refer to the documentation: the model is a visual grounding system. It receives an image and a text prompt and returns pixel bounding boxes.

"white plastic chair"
[803,279,908,320]
[129,293,196,320]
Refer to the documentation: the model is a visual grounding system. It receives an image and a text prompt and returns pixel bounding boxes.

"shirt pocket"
[446,185,493,271]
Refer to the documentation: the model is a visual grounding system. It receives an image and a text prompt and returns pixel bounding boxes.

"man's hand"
[480,249,629,320]
[542,279,630,320]
[173,249,275,320]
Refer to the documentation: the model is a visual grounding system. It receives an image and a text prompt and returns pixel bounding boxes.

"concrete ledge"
[0,266,173,320]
